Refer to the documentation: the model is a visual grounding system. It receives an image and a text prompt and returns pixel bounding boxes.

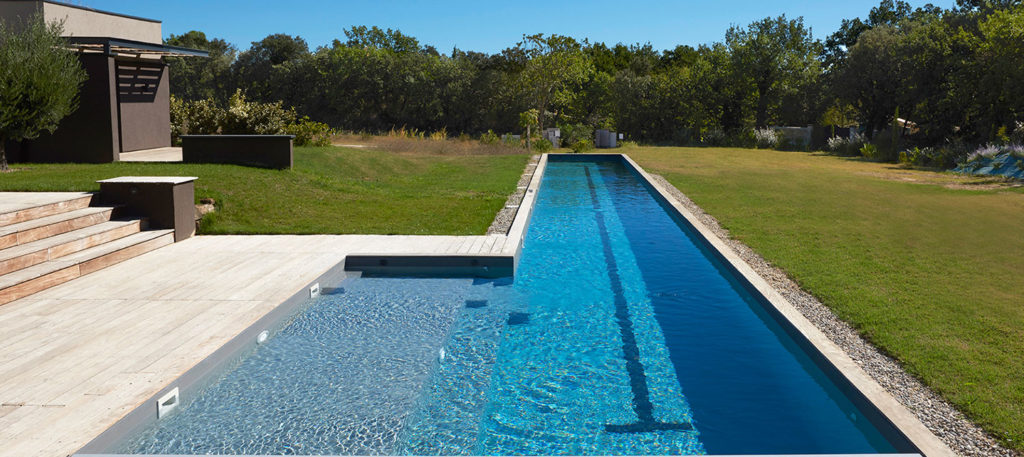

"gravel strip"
[487,154,540,235]
[647,173,1016,457]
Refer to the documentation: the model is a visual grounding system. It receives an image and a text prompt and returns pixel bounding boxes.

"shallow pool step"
[0,192,94,228]
[0,219,147,276]
[0,229,174,306]
[0,206,119,250]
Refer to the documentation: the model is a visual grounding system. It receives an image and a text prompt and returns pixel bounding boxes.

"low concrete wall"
[180,135,294,169]
[97,176,197,242]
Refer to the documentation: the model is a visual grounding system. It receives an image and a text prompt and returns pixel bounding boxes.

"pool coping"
[612,153,954,457]
[340,154,548,278]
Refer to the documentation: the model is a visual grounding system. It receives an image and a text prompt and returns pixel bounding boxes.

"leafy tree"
[164,31,237,102]
[726,15,822,128]
[233,34,310,102]
[833,25,904,138]
[343,25,422,54]
[0,15,86,171]
[514,34,594,130]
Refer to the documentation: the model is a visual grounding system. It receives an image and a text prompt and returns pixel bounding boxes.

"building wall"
[0,1,162,43]
[7,53,121,163]
[117,59,171,152]
[0,1,40,27]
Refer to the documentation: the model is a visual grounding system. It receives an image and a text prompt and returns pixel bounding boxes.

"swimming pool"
[100,156,918,455]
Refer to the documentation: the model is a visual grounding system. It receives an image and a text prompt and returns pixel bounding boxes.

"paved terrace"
[0,233,519,457]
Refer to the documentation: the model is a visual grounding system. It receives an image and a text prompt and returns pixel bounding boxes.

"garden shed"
[0,0,206,163]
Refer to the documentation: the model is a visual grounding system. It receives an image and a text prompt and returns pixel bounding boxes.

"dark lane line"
[583,166,692,434]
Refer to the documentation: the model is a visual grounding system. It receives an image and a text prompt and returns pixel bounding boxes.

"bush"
[220,90,296,135]
[171,91,339,147]
[619,140,639,148]
[859,143,879,159]
[559,123,593,148]
[570,139,594,154]
[753,128,780,149]
[429,127,448,141]
[899,147,923,166]
[532,137,553,152]
[826,136,848,153]
[1012,121,1024,145]
[170,95,223,144]
[286,116,333,147]
[480,130,500,145]
[701,128,727,146]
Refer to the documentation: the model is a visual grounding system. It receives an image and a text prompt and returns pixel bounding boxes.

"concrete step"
[0,230,174,306]
[0,192,95,228]
[0,219,146,276]
[0,206,118,250]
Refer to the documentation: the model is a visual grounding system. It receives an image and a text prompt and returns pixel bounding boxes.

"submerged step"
[0,229,173,305]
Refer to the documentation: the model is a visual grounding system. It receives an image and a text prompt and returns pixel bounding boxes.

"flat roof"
[67,36,209,58]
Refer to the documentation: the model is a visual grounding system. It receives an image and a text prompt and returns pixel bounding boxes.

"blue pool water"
[120,157,909,455]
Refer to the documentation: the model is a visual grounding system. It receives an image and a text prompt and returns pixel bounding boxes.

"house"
[0,0,206,163]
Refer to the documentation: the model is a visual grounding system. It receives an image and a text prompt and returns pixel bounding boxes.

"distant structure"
[0,0,206,163]
[542,128,560,148]
[594,129,617,149]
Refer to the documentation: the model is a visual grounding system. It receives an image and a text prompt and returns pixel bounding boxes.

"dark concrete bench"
[180,135,294,169]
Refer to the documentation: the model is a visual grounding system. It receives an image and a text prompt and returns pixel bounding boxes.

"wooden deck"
[0,234,517,457]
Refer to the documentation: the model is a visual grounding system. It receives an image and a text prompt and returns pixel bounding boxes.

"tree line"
[165,0,1024,149]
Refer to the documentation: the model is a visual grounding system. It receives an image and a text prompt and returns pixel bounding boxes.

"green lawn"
[0,146,530,235]
[625,145,1024,450]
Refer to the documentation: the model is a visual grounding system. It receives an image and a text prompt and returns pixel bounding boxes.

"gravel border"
[487,154,540,235]
[646,173,1017,457]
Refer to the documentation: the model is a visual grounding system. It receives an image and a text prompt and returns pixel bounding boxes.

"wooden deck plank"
[0,229,525,457]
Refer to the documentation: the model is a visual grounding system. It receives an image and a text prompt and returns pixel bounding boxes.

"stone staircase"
[0,193,174,306]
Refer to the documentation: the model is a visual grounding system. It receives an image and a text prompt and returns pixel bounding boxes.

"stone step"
[0,192,95,228]
[0,206,118,250]
[0,219,146,276]
[0,230,174,306]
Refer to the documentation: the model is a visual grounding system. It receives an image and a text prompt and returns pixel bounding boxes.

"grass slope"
[627,146,1024,450]
[0,146,529,235]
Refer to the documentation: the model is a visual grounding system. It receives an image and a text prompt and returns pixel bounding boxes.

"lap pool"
[100,156,918,455]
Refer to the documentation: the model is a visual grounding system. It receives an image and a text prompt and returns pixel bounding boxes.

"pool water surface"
[119,157,910,455]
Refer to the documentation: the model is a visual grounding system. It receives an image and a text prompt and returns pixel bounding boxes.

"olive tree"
[0,15,85,171]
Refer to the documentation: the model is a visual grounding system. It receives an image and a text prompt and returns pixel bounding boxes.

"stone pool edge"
[616,153,955,457]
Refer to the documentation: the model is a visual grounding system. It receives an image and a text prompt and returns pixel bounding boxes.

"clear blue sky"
[77,0,950,53]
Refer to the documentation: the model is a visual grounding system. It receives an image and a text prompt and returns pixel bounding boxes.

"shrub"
[899,147,921,166]
[570,139,594,154]
[501,134,521,148]
[479,130,500,145]
[753,128,780,149]
[701,128,727,146]
[559,123,593,148]
[826,136,848,153]
[285,116,333,147]
[429,127,447,141]
[169,95,223,144]
[619,140,639,148]
[859,143,879,159]
[220,90,296,135]
[1012,121,1024,145]
[532,137,553,152]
